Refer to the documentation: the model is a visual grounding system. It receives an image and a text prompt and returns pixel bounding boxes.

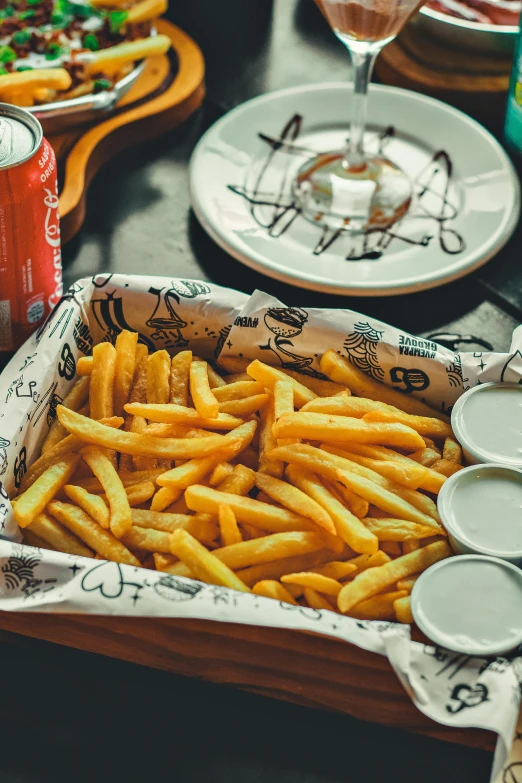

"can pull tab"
[0,118,12,165]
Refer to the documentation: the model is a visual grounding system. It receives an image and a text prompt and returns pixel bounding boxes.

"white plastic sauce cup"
[437,463,522,564]
[451,382,522,467]
[411,555,522,656]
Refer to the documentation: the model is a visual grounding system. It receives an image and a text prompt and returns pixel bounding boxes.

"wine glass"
[292,0,425,232]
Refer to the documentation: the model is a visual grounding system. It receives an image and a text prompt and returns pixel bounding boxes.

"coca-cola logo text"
[44,181,63,310]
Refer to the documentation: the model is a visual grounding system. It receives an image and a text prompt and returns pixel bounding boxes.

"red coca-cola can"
[0,103,62,352]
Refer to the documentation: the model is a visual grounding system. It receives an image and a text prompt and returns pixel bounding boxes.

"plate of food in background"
[0,0,171,131]
[415,0,520,54]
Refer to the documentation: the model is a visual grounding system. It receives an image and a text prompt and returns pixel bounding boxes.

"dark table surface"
[4,1,522,781]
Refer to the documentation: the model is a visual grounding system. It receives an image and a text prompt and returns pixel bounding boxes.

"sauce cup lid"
[411,555,522,656]
[437,463,522,560]
[451,382,522,467]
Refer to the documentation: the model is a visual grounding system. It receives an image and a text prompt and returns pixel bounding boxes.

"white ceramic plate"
[189,83,520,296]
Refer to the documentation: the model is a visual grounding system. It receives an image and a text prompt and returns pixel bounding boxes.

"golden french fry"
[281,571,342,597]
[408,448,441,467]
[278,369,349,398]
[396,574,419,591]
[210,531,327,570]
[255,472,336,536]
[252,580,297,605]
[394,595,413,624]
[362,409,453,439]
[247,360,316,407]
[17,417,124,494]
[323,480,369,519]
[218,504,242,546]
[236,550,337,587]
[57,407,234,459]
[301,392,396,417]
[402,540,421,554]
[122,526,173,554]
[241,523,267,539]
[216,464,256,496]
[0,68,72,94]
[363,517,441,541]
[169,350,192,405]
[320,350,449,422]
[303,587,334,611]
[273,412,425,451]
[269,444,441,529]
[86,35,171,75]
[80,446,131,538]
[343,551,391,579]
[77,356,93,376]
[90,342,117,420]
[337,541,451,613]
[13,454,80,529]
[119,481,156,507]
[322,444,428,490]
[223,373,253,383]
[209,462,234,486]
[113,330,139,417]
[41,377,90,455]
[131,509,217,543]
[151,486,182,512]
[380,541,402,557]
[124,402,242,430]
[147,350,171,405]
[48,501,140,566]
[190,360,219,419]
[64,484,110,529]
[170,529,250,592]
[156,421,256,488]
[350,590,409,620]
[274,379,294,420]
[121,353,148,471]
[285,465,377,554]
[258,394,283,478]
[213,381,264,402]
[23,530,55,550]
[185,484,324,536]
[311,561,358,580]
[218,356,251,374]
[28,511,94,557]
[431,459,463,477]
[127,0,167,24]
[206,363,227,389]
[73,468,163,494]
[218,394,269,417]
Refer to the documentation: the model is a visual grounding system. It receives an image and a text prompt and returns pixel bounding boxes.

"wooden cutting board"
[53,19,206,244]
[375,24,511,131]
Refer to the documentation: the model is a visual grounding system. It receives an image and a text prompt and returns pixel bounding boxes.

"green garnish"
[12,29,31,45]
[17,9,35,19]
[27,0,42,5]
[0,46,16,63]
[0,66,7,75]
[16,64,33,70]
[0,6,16,18]
[93,77,111,92]
[50,10,65,26]
[74,3,93,17]
[108,9,127,34]
[83,32,99,50]
[45,41,61,59]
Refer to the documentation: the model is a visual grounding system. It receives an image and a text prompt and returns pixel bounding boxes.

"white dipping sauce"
[441,465,522,555]
[452,383,522,466]
[411,556,522,655]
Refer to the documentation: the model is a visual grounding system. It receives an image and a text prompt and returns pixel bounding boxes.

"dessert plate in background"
[189,83,520,297]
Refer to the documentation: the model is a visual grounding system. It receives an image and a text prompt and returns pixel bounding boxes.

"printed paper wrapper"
[0,274,521,779]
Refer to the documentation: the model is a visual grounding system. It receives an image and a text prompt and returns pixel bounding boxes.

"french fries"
[14,329,458,625]
[85,35,171,76]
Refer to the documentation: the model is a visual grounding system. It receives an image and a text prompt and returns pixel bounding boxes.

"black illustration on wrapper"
[344,322,385,382]
[446,683,489,714]
[1,547,57,599]
[92,291,155,350]
[0,437,10,477]
[260,307,323,377]
[146,280,212,349]
[501,351,522,384]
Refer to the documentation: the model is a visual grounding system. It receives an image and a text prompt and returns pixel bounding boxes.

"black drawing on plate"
[0,436,10,476]
[344,322,384,381]
[446,683,489,714]
[228,114,465,261]
[80,560,143,604]
[1,550,57,599]
[146,280,211,349]
[260,307,322,376]
[427,332,493,352]
[91,291,155,350]
[154,575,204,601]
[501,351,522,384]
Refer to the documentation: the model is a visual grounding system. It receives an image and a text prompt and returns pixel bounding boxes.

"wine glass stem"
[343,42,382,167]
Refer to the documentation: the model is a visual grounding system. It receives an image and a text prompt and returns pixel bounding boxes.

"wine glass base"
[292,151,412,233]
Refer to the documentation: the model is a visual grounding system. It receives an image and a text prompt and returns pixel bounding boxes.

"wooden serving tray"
[0,610,495,751]
[53,19,205,244]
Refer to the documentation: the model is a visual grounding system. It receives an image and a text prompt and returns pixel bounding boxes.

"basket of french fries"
[1,274,521,776]
[0,0,171,132]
